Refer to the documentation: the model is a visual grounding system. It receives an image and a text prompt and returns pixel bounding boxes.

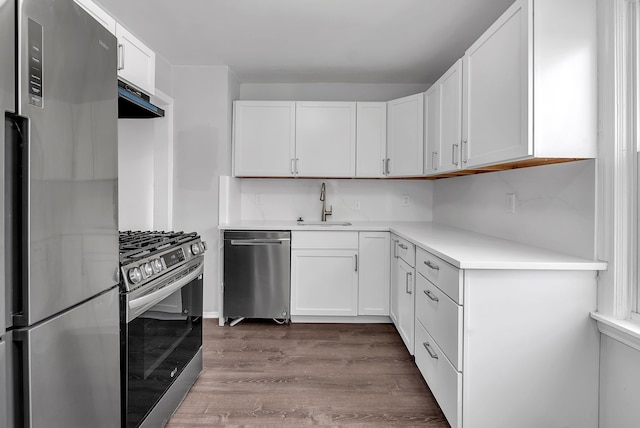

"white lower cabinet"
[415,321,462,428]
[390,234,415,354]
[413,247,599,428]
[290,231,358,316]
[358,232,390,315]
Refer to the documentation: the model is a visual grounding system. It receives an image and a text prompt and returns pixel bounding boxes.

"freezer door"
[0,339,6,428]
[12,287,120,428]
[12,0,119,326]
[0,0,15,337]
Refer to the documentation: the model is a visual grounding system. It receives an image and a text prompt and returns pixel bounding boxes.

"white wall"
[172,66,239,316]
[234,178,433,222]
[433,160,597,259]
[240,83,430,101]
[118,120,155,230]
[600,337,640,427]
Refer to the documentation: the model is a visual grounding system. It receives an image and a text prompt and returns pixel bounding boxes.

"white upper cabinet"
[425,59,463,175]
[233,101,296,177]
[116,24,156,95]
[462,0,597,168]
[356,102,387,178]
[74,0,116,34]
[387,93,424,177]
[295,102,356,177]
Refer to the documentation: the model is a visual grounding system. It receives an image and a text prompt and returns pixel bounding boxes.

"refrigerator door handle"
[5,113,30,326]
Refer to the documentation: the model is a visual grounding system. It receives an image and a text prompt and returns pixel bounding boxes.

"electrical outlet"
[505,193,516,214]
[354,200,361,211]
[402,195,410,207]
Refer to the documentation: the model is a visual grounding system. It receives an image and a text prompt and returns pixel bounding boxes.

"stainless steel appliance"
[2,0,120,427]
[223,230,291,322]
[119,231,206,428]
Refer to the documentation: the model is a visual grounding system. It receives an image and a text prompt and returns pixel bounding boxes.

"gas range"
[119,230,206,293]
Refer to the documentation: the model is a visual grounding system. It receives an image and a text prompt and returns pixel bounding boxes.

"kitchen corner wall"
[433,160,597,259]
[172,66,240,316]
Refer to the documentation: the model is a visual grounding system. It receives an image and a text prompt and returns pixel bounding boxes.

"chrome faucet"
[320,182,332,221]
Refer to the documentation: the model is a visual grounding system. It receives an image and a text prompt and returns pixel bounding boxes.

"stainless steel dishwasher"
[223,230,291,322]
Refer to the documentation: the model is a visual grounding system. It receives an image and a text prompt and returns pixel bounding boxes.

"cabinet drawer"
[416,248,462,304]
[292,231,358,249]
[415,322,461,428]
[393,236,415,267]
[416,274,462,370]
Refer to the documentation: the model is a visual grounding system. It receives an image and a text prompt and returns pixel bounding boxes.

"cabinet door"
[74,0,116,34]
[389,237,400,324]
[462,0,529,168]
[291,249,358,316]
[116,23,155,95]
[356,102,387,178]
[387,93,424,177]
[358,232,390,316]
[295,102,356,177]
[437,59,463,173]
[233,101,296,177]
[426,60,463,175]
[424,84,440,175]
[396,259,415,354]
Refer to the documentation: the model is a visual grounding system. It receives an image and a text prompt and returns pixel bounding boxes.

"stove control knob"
[151,258,163,273]
[191,243,201,255]
[141,262,153,278]
[128,267,142,284]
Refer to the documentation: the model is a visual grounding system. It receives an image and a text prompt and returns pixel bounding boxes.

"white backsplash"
[433,160,597,259]
[220,177,434,223]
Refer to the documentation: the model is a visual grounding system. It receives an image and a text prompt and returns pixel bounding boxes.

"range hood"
[118,80,164,119]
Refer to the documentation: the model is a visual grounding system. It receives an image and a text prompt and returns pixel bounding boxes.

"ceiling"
[96,0,515,84]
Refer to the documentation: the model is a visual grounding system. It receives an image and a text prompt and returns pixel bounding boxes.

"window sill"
[591,312,640,352]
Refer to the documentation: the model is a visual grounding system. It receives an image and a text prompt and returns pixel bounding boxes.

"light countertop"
[218,221,607,271]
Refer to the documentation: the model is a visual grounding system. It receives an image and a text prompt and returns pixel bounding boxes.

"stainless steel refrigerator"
[2,0,120,426]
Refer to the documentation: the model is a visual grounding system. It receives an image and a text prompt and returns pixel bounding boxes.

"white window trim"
[592,0,640,348]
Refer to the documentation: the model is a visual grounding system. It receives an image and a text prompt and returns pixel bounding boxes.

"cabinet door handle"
[406,272,412,294]
[424,289,439,302]
[354,254,358,272]
[452,144,459,166]
[392,240,399,258]
[295,158,299,174]
[290,158,295,175]
[432,152,438,171]
[386,158,391,175]
[398,243,408,250]
[117,43,125,70]
[462,139,468,164]
[424,260,439,270]
[423,342,439,359]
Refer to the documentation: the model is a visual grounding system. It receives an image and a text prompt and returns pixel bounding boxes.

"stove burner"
[119,230,198,265]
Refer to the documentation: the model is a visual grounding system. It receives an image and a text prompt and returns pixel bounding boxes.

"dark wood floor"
[167,319,450,427]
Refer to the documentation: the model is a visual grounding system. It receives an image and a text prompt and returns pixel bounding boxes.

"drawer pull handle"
[424,260,440,270]
[398,243,408,250]
[423,342,438,359]
[424,289,439,302]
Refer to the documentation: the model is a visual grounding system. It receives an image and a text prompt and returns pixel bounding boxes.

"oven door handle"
[127,261,203,322]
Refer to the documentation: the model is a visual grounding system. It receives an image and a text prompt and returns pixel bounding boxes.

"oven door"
[122,259,203,428]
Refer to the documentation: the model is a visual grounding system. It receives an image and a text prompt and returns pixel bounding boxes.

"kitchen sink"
[297,221,352,226]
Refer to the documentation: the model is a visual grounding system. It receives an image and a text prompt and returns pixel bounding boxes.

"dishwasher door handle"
[229,239,289,246]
